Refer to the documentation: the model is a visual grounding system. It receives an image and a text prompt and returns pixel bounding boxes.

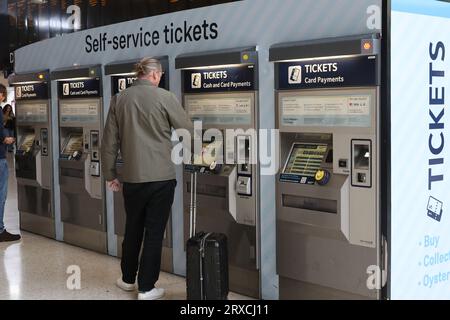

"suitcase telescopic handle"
[189,171,198,238]
[193,171,197,237]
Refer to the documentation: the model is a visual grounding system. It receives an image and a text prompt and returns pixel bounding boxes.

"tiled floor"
[0,155,252,300]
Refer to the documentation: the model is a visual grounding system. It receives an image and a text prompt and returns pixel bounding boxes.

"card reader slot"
[282,194,337,214]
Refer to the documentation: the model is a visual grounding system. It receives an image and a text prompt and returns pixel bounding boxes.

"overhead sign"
[14,83,49,100]
[183,65,256,93]
[277,55,378,90]
[390,0,450,300]
[58,79,101,98]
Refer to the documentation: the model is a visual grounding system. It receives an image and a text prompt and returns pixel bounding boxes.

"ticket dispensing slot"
[278,136,340,220]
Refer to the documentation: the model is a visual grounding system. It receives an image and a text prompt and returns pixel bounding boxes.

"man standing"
[101,58,192,300]
[0,84,20,242]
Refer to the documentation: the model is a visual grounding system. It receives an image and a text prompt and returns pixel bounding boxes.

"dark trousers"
[121,179,176,292]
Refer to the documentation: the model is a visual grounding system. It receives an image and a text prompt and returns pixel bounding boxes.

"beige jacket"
[101,79,192,183]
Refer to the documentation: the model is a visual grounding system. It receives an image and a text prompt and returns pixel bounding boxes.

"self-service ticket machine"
[270,34,382,299]
[9,71,55,238]
[104,57,174,272]
[51,65,107,253]
[176,48,260,298]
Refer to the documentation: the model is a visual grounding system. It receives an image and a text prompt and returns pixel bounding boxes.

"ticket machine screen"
[193,140,223,167]
[62,134,83,158]
[281,143,328,184]
[18,134,35,153]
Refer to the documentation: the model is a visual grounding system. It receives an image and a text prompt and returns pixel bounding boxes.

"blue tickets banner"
[58,79,101,99]
[277,55,378,90]
[14,82,49,100]
[111,74,167,95]
[111,76,138,95]
[183,65,256,93]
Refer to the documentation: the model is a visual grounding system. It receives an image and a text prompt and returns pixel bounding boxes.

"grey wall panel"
[15,0,382,300]
[51,80,63,241]
[102,76,117,257]
[170,54,186,276]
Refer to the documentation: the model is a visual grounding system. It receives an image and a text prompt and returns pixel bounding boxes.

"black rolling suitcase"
[186,171,229,300]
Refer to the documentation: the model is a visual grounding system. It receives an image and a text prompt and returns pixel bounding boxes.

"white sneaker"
[116,278,136,291]
[138,288,165,300]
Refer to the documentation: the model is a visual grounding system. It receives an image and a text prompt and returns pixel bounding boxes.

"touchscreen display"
[283,143,328,178]
[193,140,224,166]
[19,134,35,152]
[62,133,83,156]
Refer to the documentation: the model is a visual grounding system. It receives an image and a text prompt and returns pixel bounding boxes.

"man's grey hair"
[134,57,162,78]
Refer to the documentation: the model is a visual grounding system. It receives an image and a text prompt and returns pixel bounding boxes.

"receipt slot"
[104,57,174,272]
[176,47,260,298]
[270,34,382,299]
[9,71,55,238]
[51,65,107,253]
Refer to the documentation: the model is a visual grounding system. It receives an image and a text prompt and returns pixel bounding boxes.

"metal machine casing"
[176,47,261,298]
[271,34,382,299]
[9,71,55,238]
[51,65,107,253]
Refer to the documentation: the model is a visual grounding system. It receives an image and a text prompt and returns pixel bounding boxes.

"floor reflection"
[0,155,252,300]
[2,242,22,300]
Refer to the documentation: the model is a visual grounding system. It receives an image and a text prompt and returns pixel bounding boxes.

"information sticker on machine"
[185,95,252,125]
[60,103,99,123]
[280,94,371,127]
[16,104,48,123]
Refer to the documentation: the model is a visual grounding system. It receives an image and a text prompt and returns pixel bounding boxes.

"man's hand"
[107,179,121,192]
[3,137,15,145]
